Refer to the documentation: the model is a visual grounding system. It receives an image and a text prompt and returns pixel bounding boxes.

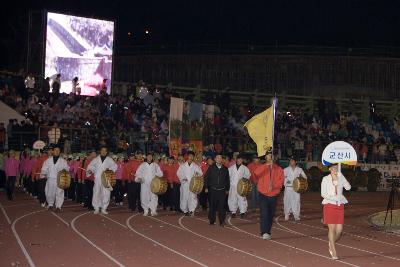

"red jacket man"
[253,150,284,240]
[124,155,143,212]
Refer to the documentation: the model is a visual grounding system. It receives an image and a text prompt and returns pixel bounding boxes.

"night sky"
[1,0,400,69]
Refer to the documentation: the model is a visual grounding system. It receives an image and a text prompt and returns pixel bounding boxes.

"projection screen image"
[45,12,114,96]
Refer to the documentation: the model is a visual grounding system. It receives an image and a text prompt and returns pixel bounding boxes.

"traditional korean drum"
[189,175,204,194]
[293,177,308,193]
[150,176,168,195]
[237,178,252,197]
[101,169,116,189]
[57,170,71,189]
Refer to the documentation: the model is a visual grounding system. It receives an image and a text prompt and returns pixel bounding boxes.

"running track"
[0,190,399,267]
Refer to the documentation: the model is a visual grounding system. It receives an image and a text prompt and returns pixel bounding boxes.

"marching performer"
[253,148,284,240]
[204,154,230,226]
[5,150,20,201]
[135,152,163,216]
[283,156,307,221]
[40,145,69,211]
[114,155,125,206]
[32,148,50,207]
[247,155,261,211]
[228,154,251,218]
[86,146,117,215]
[84,151,97,210]
[162,156,181,213]
[124,152,143,212]
[177,151,203,217]
[321,164,351,260]
[199,157,213,211]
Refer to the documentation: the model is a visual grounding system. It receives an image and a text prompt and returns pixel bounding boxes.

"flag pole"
[271,93,277,154]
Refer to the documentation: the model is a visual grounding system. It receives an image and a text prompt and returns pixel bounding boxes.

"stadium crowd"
[1,71,400,164]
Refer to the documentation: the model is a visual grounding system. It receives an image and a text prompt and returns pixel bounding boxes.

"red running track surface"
[0,190,399,267]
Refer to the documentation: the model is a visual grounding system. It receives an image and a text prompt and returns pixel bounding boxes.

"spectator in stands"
[0,123,5,151]
[378,141,388,164]
[24,73,35,97]
[51,74,61,97]
[72,77,81,95]
[48,122,61,145]
[43,77,50,95]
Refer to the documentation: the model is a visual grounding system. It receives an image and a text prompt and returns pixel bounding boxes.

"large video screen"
[45,12,114,96]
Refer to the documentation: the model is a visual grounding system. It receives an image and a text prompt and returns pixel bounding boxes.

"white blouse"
[321,173,351,205]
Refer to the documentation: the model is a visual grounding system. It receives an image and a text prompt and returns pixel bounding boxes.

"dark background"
[1,0,400,70]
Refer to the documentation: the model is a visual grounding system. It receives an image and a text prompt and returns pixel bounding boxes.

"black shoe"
[55,208,61,213]
[185,212,190,216]
[231,213,236,218]
[220,222,225,227]
[209,222,215,225]
[240,213,246,219]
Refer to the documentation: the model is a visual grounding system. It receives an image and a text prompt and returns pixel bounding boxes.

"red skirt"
[323,204,344,224]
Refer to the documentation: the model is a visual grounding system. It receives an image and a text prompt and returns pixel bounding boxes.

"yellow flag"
[244,104,275,157]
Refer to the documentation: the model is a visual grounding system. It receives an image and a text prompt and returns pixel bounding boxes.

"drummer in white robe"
[228,154,251,218]
[41,145,69,212]
[86,146,117,215]
[177,151,203,217]
[135,152,163,216]
[283,156,307,221]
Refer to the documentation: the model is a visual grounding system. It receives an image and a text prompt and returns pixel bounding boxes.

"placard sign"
[33,140,46,150]
[322,141,357,166]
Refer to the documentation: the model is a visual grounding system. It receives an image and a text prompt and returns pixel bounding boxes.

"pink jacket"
[68,161,75,178]
[73,161,80,177]
[24,159,36,176]
[115,162,125,180]
[5,158,20,177]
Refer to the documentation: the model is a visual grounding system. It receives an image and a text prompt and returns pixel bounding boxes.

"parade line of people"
[1,146,351,260]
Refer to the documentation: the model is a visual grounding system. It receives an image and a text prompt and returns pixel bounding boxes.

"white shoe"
[151,212,158,217]
[295,217,300,221]
[143,210,149,216]
[101,210,108,215]
[41,203,46,208]
[119,202,123,206]
[284,216,289,221]
[262,233,272,240]
[94,209,99,214]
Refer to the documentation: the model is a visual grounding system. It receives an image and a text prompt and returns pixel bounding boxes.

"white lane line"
[11,210,46,267]
[227,217,361,267]
[51,212,70,227]
[178,216,287,267]
[289,219,400,248]
[0,202,11,224]
[125,214,208,267]
[2,203,38,208]
[275,215,400,262]
[100,214,128,228]
[71,212,125,267]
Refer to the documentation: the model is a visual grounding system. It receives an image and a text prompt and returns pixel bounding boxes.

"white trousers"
[92,180,110,211]
[284,187,301,219]
[45,178,64,208]
[180,182,197,213]
[228,185,248,214]
[140,182,158,213]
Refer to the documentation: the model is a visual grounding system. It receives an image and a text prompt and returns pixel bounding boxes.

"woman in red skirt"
[321,164,351,260]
